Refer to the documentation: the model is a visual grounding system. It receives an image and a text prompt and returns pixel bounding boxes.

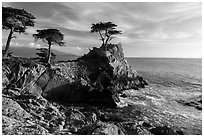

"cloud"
[76,46,82,51]
[26,27,37,34]
[51,45,84,55]
[2,2,202,57]
[6,2,201,42]
[8,2,80,21]
[173,32,192,39]
[28,42,41,48]
[10,42,24,47]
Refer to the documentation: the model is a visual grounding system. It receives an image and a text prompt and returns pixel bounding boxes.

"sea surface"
[127,58,202,88]
[124,58,202,134]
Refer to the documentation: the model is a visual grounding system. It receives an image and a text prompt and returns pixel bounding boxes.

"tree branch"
[108,36,115,42]
[11,35,17,39]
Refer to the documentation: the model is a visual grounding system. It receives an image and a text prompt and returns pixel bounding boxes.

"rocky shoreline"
[2,44,200,135]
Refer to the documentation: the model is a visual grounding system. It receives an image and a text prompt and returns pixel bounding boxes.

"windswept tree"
[2,7,36,57]
[91,22,122,50]
[33,29,65,65]
[36,48,56,64]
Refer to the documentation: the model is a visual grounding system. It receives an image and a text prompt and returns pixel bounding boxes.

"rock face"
[2,57,46,96]
[40,43,147,107]
[78,121,125,135]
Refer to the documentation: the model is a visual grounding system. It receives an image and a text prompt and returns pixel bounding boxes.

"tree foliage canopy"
[33,29,65,46]
[33,28,65,65]
[91,22,122,46]
[2,6,36,33]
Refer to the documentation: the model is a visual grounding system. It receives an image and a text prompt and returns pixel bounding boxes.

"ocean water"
[124,58,202,134]
[127,58,201,78]
[127,58,202,89]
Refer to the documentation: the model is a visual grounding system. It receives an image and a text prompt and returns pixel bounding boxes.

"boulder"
[64,108,86,132]
[2,97,49,135]
[2,97,32,121]
[78,121,124,135]
[176,95,202,110]
[2,115,49,135]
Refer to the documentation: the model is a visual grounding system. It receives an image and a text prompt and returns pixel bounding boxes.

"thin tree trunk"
[104,29,110,51]
[99,31,104,45]
[47,42,52,65]
[3,28,13,57]
[104,35,110,51]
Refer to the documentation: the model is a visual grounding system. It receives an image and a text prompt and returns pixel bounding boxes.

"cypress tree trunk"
[104,36,110,51]
[47,42,52,65]
[3,28,13,57]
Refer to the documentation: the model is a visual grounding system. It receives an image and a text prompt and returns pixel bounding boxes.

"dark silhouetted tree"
[2,7,36,57]
[33,28,65,65]
[91,22,122,50]
[36,48,56,64]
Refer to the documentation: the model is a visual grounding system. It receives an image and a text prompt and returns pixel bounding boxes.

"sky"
[2,2,202,58]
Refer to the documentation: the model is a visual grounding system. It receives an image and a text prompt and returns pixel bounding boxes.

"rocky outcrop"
[2,96,49,135]
[39,43,147,107]
[2,57,46,96]
[78,121,125,135]
[176,95,202,110]
[2,43,147,107]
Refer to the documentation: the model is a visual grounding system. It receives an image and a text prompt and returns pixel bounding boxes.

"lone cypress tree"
[33,28,65,65]
[91,22,122,50]
[2,7,36,57]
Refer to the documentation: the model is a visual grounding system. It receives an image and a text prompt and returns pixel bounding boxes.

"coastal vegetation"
[91,22,122,50]
[2,7,35,57]
[33,29,65,65]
